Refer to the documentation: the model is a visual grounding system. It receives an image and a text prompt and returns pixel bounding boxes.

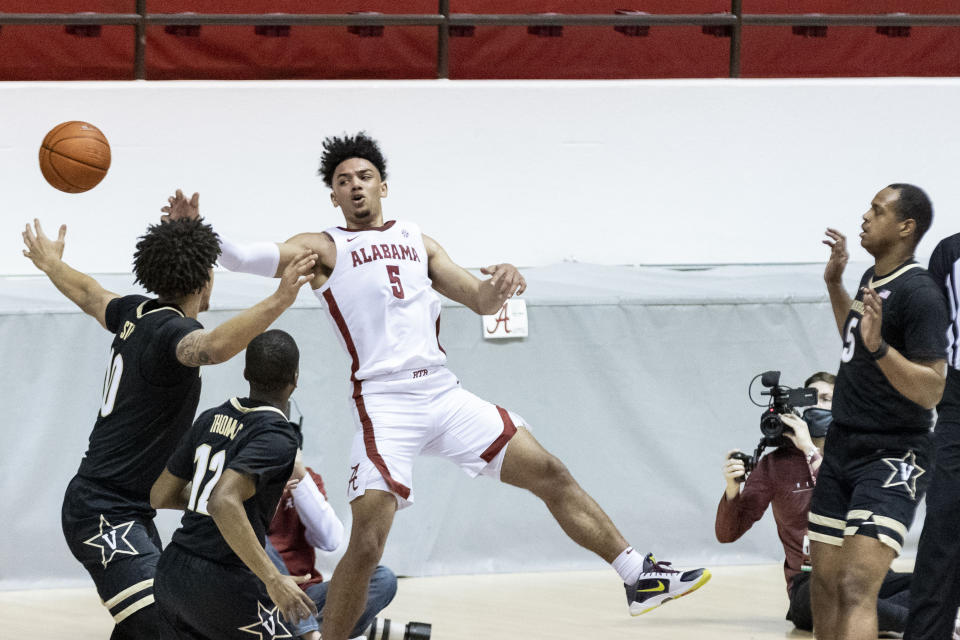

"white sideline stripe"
[102,578,153,609]
[113,595,155,623]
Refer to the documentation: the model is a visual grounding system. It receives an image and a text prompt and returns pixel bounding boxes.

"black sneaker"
[625,553,711,615]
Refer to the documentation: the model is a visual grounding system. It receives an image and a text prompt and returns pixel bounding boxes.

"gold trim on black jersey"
[229,397,287,419]
[135,300,185,319]
[869,263,922,289]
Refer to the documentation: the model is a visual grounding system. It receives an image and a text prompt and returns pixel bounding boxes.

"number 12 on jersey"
[187,443,226,515]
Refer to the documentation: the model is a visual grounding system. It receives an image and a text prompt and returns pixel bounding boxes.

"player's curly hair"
[133,218,221,300]
[245,329,299,392]
[319,131,388,187]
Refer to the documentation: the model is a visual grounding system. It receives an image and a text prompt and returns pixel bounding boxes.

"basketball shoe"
[625,553,711,615]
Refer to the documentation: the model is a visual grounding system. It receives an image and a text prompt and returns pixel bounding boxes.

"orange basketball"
[38,121,111,193]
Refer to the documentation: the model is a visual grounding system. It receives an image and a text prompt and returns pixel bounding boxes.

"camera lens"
[760,411,783,439]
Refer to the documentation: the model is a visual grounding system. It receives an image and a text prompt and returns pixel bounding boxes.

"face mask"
[803,407,832,438]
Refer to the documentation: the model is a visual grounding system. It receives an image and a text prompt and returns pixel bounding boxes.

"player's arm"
[161,189,335,278]
[823,228,852,335]
[174,250,317,367]
[150,469,192,510]
[860,286,947,409]
[21,219,118,330]
[423,234,526,315]
[208,469,318,624]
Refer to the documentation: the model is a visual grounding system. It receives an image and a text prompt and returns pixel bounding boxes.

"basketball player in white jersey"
[162,132,711,640]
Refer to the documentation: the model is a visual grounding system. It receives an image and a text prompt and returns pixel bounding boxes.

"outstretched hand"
[161,189,200,222]
[22,219,66,273]
[860,286,884,352]
[480,263,527,302]
[822,228,848,286]
[273,250,318,306]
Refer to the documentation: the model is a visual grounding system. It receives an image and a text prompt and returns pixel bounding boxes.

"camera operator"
[716,372,912,633]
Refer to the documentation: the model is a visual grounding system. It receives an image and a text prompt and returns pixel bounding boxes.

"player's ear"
[899,217,916,241]
[380,181,388,198]
[242,367,251,382]
[330,192,340,208]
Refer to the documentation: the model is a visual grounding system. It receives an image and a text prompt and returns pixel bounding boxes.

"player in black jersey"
[808,184,949,640]
[905,231,960,640]
[152,329,317,639]
[21,217,317,639]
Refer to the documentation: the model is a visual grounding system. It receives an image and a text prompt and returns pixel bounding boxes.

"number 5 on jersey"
[841,317,859,363]
[387,265,405,299]
[187,443,226,515]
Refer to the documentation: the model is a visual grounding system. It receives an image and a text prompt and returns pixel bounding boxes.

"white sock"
[612,546,645,585]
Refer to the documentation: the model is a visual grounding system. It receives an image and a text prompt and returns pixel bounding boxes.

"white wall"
[2,78,958,276]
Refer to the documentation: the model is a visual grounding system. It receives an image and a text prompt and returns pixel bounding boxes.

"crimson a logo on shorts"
[349,464,360,491]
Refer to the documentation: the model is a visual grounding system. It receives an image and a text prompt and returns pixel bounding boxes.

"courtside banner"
[482,299,528,339]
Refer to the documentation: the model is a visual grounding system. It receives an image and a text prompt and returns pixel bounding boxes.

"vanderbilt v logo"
[881,451,925,500]
[103,530,118,550]
[900,463,915,482]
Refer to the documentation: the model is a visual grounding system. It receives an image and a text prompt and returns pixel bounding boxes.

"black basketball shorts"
[155,543,293,640]
[808,426,931,555]
[61,475,162,625]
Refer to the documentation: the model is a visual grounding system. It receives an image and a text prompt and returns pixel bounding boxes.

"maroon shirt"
[268,467,327,590]
[715,446,819,595]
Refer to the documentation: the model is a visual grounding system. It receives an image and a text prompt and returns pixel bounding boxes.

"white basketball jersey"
[315,220,447,381]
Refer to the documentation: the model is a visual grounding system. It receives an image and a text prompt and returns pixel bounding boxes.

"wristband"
[868,339,889,360]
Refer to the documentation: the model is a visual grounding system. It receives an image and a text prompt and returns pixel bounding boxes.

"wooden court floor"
[0,562,912,639]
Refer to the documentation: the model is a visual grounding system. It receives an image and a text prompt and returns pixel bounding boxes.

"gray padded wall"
[0,263,921,589]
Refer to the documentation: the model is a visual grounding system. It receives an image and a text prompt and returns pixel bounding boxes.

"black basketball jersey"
[832,260,949,434]
[166,397,301,567]
[928,232,960,423]
[76,295,203,502]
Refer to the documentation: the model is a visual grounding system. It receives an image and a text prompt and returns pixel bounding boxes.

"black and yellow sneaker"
[625,553,711,615]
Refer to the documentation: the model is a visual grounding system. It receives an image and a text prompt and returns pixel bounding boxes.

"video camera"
[729,371,819,483]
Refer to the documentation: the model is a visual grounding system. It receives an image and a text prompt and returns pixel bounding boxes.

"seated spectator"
[266,451,397,640]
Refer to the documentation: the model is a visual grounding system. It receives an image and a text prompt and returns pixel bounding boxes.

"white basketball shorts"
[345,366,528,509]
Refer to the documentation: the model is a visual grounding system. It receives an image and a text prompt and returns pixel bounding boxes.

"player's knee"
[531,454,574,495]
[836,571,875,608]
[811,571,835,598]
[349,530,388,567]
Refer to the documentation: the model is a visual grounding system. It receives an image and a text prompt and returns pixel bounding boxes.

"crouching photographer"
[715,371,912,633]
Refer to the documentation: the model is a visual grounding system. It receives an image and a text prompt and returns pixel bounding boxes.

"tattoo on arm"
[176,330,215,367]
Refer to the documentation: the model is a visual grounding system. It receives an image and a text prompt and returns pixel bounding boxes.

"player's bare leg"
[835,535,896,640]
[320,490,396,640]
[499,427,710,614]
[811,540,844,639]
[499,426,627,560]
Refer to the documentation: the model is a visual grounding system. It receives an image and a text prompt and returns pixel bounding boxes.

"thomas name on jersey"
[209,414,244,440]
[350,243,421,268]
